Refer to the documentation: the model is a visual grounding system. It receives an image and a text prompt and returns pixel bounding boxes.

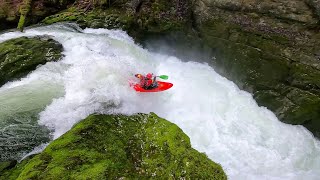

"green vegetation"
[0,113,227,179]
[17,0,32,31]
[42,8,132,30]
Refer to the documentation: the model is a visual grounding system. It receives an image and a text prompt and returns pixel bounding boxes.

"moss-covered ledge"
[0,36,63,87]
[0,0,76,31]
[41,0,193,41]
[0,113,227,179]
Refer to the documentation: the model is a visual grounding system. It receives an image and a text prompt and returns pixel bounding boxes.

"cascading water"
[0,23,319,180]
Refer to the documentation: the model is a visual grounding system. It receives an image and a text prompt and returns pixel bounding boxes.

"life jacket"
[145,78,153,87]
[135,74,154,89]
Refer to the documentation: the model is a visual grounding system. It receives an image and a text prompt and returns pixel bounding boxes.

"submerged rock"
[0,113,227,179]
[0,36,63,87]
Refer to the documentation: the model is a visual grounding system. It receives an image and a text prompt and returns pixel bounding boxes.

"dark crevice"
[135,0,144,13]
[190,10,199,33]
[304,0,320,20]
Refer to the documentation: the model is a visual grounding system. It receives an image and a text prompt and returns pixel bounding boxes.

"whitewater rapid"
[0,23,320,180]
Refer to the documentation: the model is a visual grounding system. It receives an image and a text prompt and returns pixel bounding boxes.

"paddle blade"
[158,75,169,80]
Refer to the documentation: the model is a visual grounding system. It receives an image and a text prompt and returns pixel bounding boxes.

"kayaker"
[135,73,158,89]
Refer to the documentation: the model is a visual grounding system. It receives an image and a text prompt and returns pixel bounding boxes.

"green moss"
[289,63,320,93]
[282,87,320,124]
[0,161,17,172]
[0,156,34,180]
[0,36,63,87]
[42,11,83,25]
[17,14,26,32]
[1,113,227,179]
[254,90,285,112]
[42,6,184,37]
[17,0,32,32]
[42,8,132,31]
[41,0,191,39]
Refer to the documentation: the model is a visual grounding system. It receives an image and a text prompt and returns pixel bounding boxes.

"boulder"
[0,113,227,179]
[0,36,63,87]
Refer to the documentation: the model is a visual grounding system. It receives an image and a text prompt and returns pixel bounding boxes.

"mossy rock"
[0,113,227,179]
[198,16,320,137]
[0,0,77,31]
[0,36,63,87]
[288,63,320,93]
[0,160,17,172]
[42,9,131,30]
[0,155,35,180]
[41,0,192,39]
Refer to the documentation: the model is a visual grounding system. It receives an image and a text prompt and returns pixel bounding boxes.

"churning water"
[0,23,319,180]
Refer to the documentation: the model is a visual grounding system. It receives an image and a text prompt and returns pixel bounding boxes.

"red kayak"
[131,81,173,92]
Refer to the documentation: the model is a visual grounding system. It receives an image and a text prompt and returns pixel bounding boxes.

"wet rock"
[193,0,320,137]
[41,0,193,40]
[0,36,63,87]
[0,113,227,179]
[0,0,76,31]
[305,0,320,18]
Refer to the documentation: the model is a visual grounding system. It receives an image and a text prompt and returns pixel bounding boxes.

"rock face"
[41,0,192,39]
[195,0,318,23]
[0,36,63,87]
[0,0,75,31]
[306,0,320,18]
[0,113,227,179]
[193,0,320,138]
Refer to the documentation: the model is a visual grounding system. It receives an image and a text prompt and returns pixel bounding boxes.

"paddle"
[157,75,169,80]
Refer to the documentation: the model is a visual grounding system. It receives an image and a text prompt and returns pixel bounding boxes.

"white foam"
[20,143,49,162]
[0,23,319,179]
